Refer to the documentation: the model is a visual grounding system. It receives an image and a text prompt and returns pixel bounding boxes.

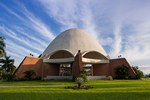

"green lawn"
[0,79,150,100]
[0,80,73,86]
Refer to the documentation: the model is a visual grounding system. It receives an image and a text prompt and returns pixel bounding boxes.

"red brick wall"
[72,53,83,76]
[14,56,60,78]
[42,63,59,77]
[15,56,135,79]
[93,63,110,76]
[110,58,136,77]
[14,56,43,78]
[92,58,136,78]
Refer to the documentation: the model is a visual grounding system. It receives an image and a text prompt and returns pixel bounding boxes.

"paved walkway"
[143,78,150,81]
[0,80,2,82]
[0,84,67,87]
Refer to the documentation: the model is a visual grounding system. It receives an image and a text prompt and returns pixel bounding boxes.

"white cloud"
[0,2,55,41]
[0,3,25,21]
[138,65,150,74]
[5,40,39,57]
[11,26,48,48]
[0,26,44,52]
[38,0,100,39]
[20,6,55,41]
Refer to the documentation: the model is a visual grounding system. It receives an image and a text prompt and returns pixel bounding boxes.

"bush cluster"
[14,76,42,81]
[132,66,144,79]
[114,65,144,79]
[114,64,129,79]
[72,70,88,82]
[1,69,42,81]
[108,76,113,80]
[75,77,84,88]
[2,74,15,81]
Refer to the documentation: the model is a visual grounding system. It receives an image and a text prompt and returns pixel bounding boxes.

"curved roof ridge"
[41,28,108,59]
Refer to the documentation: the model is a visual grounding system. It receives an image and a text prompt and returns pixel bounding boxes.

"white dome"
[41,28,109,59]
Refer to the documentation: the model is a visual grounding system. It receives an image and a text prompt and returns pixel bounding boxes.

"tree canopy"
[0,56,15,74]
[132,66,144,79]
[114,64,129,79]
[0,36,6,58]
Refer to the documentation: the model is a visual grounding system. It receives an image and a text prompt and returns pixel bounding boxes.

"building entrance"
[83,64,93,76]
[59,64,71,76]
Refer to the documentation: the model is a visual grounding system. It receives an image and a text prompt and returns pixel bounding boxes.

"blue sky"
[0,0,150,74]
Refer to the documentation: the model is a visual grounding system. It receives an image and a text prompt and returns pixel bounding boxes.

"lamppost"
[30,53,34,57]
[118,55,121,58]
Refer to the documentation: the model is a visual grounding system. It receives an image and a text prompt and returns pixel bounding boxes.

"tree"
[79,69,88,82]
[0,36,6,58]
[0,56,14,74]
[114,64,129,79]
[23,70,36,80]
[0,67,4,79]
[7,63,16,74]
[83,69,88,76]
[132,66,144,79]
[75,77,84,88]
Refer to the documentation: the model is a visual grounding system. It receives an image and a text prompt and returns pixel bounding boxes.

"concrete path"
[0,80,3,82]
[143,78,150,81]
[0,84,67,87]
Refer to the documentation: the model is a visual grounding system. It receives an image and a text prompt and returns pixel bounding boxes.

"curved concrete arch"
[45,49,74,59]
[82,50,108,60]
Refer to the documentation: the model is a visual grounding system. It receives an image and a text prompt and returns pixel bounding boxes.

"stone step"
[44,76,108,80]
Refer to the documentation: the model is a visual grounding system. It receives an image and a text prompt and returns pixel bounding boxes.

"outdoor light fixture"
[118,55,121,58]
[30,53,34,57]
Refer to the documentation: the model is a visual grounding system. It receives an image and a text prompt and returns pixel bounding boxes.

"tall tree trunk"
[5,68,6,74]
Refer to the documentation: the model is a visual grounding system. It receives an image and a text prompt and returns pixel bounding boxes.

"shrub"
[128,75,134,79]
[2,74,15,81]
[75,77,84,88]
[132,66,144,79]
[136,71,144,79]
[7,74,15,81]
[125,76,128,79]
[2,73,7,80]
[83,69,88,76]
[79,74,88,82]
[23,70,36,80]
[42,78,45,82]
[72,76,77,82]
[20,77,26,81]
[114,64,129,79]
[73,70,88,82]
[35,76,42,80]
[17,77,21,81]
[108,76,113,80]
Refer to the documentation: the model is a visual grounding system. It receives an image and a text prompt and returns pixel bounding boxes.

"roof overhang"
[82,57,109,64]
[43,57,74,64]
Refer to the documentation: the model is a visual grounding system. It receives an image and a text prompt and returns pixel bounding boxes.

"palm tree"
[0,67,4,79]
[0,56,14,74]
[0,36,6,58]
[7,63,16,74]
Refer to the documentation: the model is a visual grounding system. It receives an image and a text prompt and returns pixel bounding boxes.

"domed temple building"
[14,28,136,80]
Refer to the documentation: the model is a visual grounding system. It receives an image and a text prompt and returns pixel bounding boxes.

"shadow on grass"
[0,92,149,100]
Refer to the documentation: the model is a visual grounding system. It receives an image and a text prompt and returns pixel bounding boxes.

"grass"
[0,80,73,86]
[0,79,150,100]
